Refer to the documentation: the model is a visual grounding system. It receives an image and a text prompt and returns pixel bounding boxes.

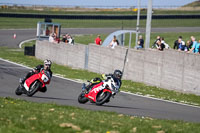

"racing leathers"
[83,73,122,93]
[21,64,53,92]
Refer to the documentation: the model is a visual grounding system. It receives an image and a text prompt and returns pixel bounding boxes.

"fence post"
[145,0,152,49]
[122,48,129,78]
[84,45,89,70]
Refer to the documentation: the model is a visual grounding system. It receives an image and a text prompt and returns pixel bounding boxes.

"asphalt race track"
[1,59,200,123]
[1,28,200,123]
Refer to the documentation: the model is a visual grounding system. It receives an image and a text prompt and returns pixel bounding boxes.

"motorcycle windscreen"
[24,74,40,91]
[87,82,104,102]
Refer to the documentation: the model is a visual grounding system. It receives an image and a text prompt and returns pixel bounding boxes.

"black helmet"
[113,70,123,80]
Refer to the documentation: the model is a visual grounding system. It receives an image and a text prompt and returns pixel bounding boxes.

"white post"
[129,32,132,48]
[135,0,141,48]
[145,0,152,49]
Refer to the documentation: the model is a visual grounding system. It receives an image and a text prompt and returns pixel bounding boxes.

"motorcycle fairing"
[24,74,40,91]
[103,89,112,93]
[85,82,104,102]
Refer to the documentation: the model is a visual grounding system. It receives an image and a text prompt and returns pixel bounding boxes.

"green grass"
[1,7,200,15]
[1,97,200,133]
[1,39,200,107]
[1,36,200,132]
[0,17,200,29]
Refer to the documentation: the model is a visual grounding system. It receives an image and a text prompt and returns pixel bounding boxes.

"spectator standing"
[46,27,50,36]
[174,36,185,49]
[189,36,199,53]
[186,40,191,51]
[135,35,144,49]
[198,40,200,53]
[62,34,67,43]
[188,36,194,49]
[49,33,55,43]
[152,36,160,48]
[109,35,119,49]
[67,35,74,45]
[161,37,169,49]
[53,33,60,43]
[178,38,187,51]
[156,40,165,51]
[95,35,102,45]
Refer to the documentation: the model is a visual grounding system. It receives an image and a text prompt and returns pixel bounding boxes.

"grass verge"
[0,17,200,29]
[1,8,200,15]
[1,97,200,133]
[0,42,200,106]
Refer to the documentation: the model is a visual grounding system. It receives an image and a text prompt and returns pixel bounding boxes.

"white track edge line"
[1,57,200,109]
[19,38,37,48]
[121,91,200,109]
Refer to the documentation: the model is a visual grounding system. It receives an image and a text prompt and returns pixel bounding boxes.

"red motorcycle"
[78,76,119,106]
[15,70,51,97]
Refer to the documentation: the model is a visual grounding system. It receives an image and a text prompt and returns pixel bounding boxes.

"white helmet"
[44,59,52,67]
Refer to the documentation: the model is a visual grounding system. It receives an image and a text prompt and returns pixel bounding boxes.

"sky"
[0,0,197,8]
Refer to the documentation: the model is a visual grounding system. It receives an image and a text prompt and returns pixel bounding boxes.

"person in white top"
[109,35,119,49]
[49,33,55,43]
[161,37,170,49]
[67,35,74,45]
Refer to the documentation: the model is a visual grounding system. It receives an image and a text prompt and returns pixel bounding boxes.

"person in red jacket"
[95,35,102,45]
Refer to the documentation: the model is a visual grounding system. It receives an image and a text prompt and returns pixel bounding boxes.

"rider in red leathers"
[20,59,53,92]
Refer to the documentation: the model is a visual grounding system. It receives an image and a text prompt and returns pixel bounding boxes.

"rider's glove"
[33,69,39,74]
[101,74,107,79]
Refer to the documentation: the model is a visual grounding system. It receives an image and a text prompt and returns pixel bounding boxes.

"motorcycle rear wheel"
[27,81,40,97]
[96,91,111,106]
[15,85,23,95]
[78,92,88,104]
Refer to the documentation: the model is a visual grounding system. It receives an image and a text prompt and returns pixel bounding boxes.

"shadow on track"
[32,96,76,101]
[98,104,140,110]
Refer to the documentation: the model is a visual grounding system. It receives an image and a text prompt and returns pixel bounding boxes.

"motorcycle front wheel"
[27,81,40,97]
[15,85,23,95]
[78,92,88,104]
[96,91,111,106]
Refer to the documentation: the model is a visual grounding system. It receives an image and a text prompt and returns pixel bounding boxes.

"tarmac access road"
[0,58,200,123]
[1,27,200,48]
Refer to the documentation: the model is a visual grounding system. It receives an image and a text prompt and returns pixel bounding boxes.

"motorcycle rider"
[20,59,53,92]
[82,69,123,93]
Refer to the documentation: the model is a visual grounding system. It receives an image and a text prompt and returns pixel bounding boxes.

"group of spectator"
[49,33,74,45]
[62,33,74,45]
[150,35,200,54]
[94,35,119,49]
[49,32,199,54]
[173,36,200,53]
[151,36,169,51]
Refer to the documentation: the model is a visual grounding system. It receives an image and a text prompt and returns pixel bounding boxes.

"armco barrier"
[36,40,200,95]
